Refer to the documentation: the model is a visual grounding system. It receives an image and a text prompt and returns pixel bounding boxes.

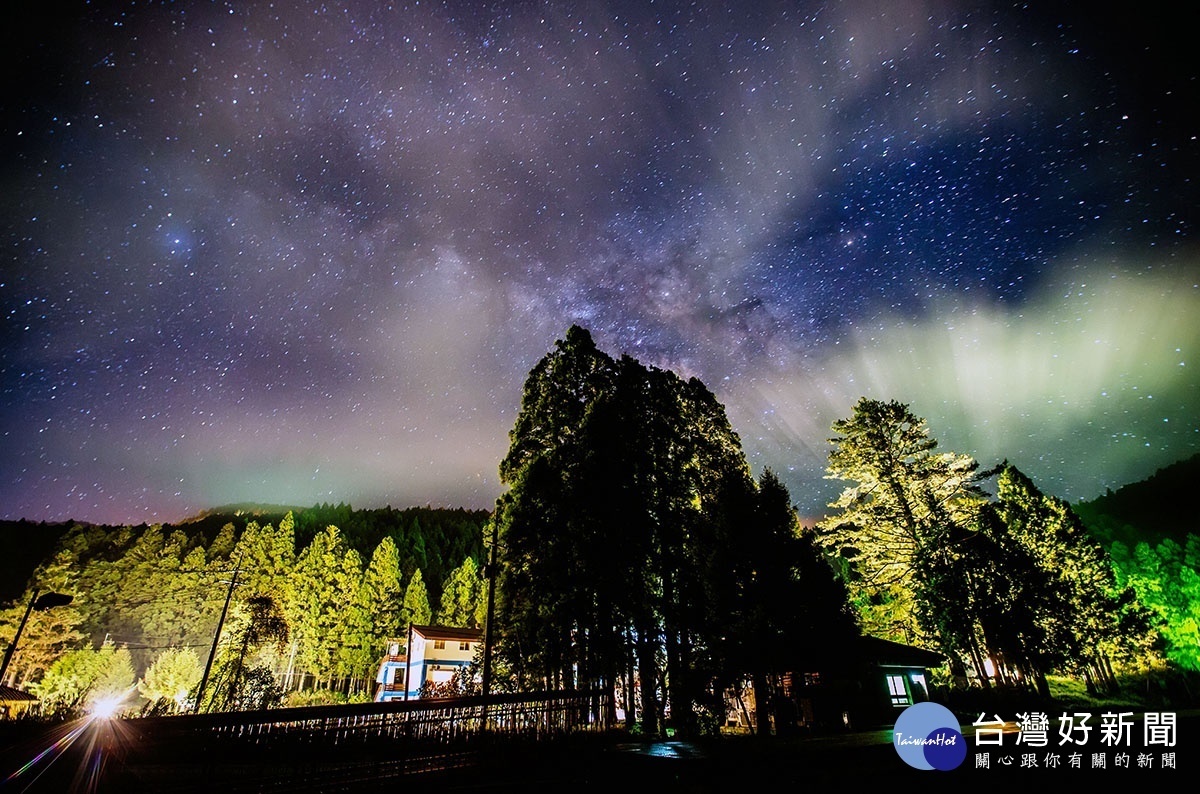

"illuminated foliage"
[820,397,1156,693]
[989,464,1153,692]
[290,525,363,688]
[401,568,432,628]
[1110,535,1200,671]
[437,556,484,628]
[817,397,985,642]
[138,647,203,713]
[0,551,85,689]
[31,640,135,716]
[361,538,404,635]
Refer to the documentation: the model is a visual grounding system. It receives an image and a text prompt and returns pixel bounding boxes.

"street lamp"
[0,590,74,686]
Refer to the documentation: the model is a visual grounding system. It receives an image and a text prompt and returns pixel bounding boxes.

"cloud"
[731,252,1200,515]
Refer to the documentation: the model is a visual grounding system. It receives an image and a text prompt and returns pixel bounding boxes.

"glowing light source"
[89,695,124,720]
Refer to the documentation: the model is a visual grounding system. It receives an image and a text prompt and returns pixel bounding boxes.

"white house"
[375,624,483,702]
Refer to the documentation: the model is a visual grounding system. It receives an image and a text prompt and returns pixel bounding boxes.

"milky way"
[3,1,1197,525]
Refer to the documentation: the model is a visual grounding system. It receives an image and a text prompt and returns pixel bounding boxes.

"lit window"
[909,672,928,700]
[460,641,470,651]
[434,640,446,650]
[887,674,910,706]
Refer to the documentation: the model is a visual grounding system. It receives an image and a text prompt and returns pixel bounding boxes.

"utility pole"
[403,622,414,701]
[194,554,242,713]
[480,518,499,702]
[480,518,500,733]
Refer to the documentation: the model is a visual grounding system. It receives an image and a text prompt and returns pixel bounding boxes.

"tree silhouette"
[493,326,860,736]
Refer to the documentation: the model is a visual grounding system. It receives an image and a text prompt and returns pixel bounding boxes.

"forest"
[0,505,489,714]
[2,325,1199,732]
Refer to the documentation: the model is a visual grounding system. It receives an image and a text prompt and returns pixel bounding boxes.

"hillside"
[1073,452,1200,548]
[1,503,490,609]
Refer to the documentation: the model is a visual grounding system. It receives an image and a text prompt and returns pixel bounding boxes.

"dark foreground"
[430,720,1195,792]
[3,712,1195,792]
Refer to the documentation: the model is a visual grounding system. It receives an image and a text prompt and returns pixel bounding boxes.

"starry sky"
[2,1,1197,527]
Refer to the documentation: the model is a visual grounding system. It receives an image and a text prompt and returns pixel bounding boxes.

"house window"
[909,672,929,701]
[802,672,821,687]
[434,640,446,650]
[459,641,470,651]
[887,674,910,706]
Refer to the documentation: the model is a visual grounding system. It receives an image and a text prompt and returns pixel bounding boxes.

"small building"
[857,635,941,719]
[783,635,944,730]
[375,625,483,702]
[0,684,39,720]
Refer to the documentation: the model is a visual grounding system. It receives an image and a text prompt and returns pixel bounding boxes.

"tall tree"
[401,569,432,628]
[290,526,362,689]
[817,397,985,642]
[492,326,861,737]
[499,324,616,483]
[913,502,1065,693]
[437,556,484,628]
[709,469,861,734]
[332,546,372,691]
[360,537,406,640]
[991,464,1153,693]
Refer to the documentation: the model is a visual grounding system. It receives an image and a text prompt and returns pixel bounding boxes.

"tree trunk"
[1033,666,1051,699]
[624,626,637,727]
[637,630,660,737]
[1101,655,1118,692]
[751,671,772,738]
[967,632,991,687]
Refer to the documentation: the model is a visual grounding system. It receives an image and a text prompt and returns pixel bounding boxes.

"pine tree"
[817,397,985,642]
[992,464,1154,692]
[437,556,484,628]
[361,537,405,639]
[236,515,297,603]
[332,546,371,690]
[291,526,362,689]
[401,568,432,628]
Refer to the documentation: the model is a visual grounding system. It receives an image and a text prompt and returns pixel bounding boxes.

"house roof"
[411,625,484,642]
[859,635,944,668]
[0,685,38,703]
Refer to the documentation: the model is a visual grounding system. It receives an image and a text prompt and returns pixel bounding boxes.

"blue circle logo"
[892,702,966,771]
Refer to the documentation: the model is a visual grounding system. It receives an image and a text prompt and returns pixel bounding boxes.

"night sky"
[3,1,1197,526]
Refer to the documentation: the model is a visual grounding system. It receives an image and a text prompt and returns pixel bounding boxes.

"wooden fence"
[89,690,612,791]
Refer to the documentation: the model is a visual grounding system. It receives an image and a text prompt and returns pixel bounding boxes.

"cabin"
[727,634,944,734]
[782,635,944,731]
[0,684,38,720]
[375,624,483,701]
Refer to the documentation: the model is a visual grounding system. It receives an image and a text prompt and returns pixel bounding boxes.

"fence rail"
[94,690,612,791]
